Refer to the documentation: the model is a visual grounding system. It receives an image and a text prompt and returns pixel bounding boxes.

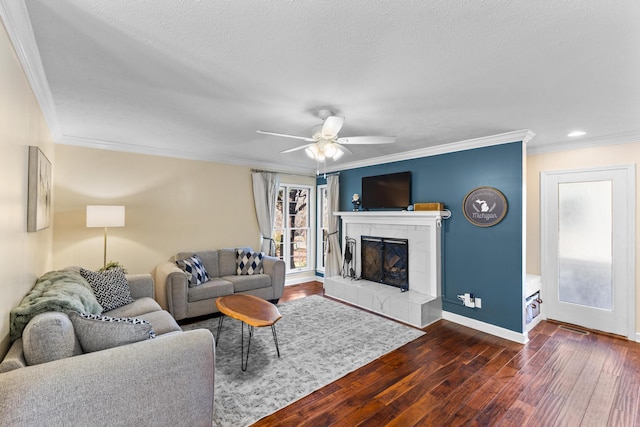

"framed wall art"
[27,146,52,232]
[462,186,508,227]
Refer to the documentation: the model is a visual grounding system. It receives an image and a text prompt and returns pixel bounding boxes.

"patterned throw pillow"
[69,311,155,353]
[79,268,134,312]
[176,254,210,287]
[236,249,265,275]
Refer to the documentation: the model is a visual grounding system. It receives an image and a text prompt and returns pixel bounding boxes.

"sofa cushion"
[175,255,210,287]
[188,277,234,303]
[194,251,220,278]
[103,297,162,318]
[136,310,182,335]
[218,248,240,276]
[80,268,135,312]
[222,274,271,293]
[22,312,82,366]
[69,311,155,353]
[236,249,265,275]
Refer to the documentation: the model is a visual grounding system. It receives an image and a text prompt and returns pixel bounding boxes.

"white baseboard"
[635,332,640,342]
[442,311,529,344]
[285,274,320,286]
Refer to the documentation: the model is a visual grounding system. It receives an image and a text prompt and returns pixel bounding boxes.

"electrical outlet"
[464,293,475,308]
[475,297,482,309]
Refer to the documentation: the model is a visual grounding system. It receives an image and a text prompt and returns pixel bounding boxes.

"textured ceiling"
[2,0,640,174]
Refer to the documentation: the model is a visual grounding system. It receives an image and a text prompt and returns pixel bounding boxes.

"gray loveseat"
[0,271,215,426]
[155,248,286,321]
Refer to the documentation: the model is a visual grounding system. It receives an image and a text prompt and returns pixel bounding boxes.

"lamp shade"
[86,205,125,228]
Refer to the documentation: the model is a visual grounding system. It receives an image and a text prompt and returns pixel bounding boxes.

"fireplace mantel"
[335,210,448,224]
[324,210,445,327]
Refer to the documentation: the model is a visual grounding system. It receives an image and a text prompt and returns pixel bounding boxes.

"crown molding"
[58,134,316,175]
[526,130,640,155]
[326,129,535,173]
[0,0,62,140]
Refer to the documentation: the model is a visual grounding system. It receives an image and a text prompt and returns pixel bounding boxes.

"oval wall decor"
[462,187,508,227]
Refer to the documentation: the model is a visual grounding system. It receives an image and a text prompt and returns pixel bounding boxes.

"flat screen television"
[362,171,411,209]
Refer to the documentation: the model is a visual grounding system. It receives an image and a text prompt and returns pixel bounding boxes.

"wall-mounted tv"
[362,171,411,209]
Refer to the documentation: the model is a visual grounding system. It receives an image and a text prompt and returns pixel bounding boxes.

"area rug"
[181,295,425,427]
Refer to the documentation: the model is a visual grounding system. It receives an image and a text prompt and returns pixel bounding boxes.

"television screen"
[362,171,411,209]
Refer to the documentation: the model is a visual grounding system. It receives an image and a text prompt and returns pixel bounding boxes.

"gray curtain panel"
[325,174,342,277]
[252,172,280,256]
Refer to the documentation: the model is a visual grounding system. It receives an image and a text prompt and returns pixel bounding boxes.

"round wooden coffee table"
[215,294,282,371]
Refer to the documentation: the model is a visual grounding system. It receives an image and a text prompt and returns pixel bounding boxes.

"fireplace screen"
[361,236,409,291]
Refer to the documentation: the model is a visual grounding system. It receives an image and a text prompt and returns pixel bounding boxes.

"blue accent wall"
[336,142,524,333]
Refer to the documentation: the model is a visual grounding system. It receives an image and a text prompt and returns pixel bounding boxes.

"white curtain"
[252,171,280,256]
[325,174,342,277]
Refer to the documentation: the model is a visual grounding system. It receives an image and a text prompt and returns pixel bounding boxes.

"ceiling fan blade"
[335,143,353,155]
[257,130,314,142]
[337,136,396,145]
[280,143,315,154]
[321,116,345,138]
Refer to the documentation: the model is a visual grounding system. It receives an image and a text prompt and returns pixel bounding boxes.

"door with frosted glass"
[541,166,634,337]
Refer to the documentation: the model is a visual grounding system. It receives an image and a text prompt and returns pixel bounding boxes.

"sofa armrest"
[0,329,215,426]
[0,338,26,373]
[262,256,285,300]
[125,273,154,300]
[155,261,189,320]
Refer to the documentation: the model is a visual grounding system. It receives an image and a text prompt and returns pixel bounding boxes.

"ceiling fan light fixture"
[332,146,344,160]
[324,142,337,158]
[305,145,318,159]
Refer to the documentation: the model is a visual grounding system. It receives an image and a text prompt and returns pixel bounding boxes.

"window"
[274,185,313,272]
[316,185,328,273]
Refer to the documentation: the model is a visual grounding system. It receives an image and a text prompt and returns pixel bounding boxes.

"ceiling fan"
[256,109,395,163]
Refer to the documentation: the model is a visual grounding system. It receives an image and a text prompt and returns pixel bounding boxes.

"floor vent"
[559,325,590,335]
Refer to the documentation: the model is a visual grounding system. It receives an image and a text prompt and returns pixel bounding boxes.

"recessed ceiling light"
[567,130,587,137]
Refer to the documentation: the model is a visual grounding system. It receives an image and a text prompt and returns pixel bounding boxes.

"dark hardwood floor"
[254,281,640,426]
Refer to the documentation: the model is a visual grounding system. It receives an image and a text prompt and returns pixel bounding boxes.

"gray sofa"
[0,272,215,426]
[155,248,286,321]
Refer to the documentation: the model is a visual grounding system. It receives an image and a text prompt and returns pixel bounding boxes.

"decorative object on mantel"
[414,202,445,211]
[462,187,508,227]
[86,205,125,268]
[351,193,361,211]
[27,146,52,232]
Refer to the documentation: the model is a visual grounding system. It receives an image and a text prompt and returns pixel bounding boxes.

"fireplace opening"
[361,236,409,291]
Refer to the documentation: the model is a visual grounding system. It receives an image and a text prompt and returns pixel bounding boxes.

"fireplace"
[324,211,443,328]
[361,236,409,291]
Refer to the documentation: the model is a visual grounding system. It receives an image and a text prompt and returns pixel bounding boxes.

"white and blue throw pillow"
[176,254,210,287]
[68,311,155,353]
[236,249,265,275]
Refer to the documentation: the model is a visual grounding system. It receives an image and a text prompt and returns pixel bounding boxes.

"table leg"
[271,324,280,358]
[215,315,225,346]
[241,322,254,371]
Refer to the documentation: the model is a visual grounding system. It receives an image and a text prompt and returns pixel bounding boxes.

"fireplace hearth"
[361,236,409,291]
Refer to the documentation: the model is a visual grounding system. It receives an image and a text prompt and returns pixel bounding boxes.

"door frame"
[540,164,636,340]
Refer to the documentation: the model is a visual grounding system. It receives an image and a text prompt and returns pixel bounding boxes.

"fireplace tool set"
[342,237,358,280]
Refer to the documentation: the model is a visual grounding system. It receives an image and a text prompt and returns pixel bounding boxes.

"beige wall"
[54,145,253,272]
[526,141,640,329]
[0,22,56,356]
[53,145,314,307]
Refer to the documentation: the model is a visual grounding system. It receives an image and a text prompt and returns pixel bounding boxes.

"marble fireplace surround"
[324,211,446,328]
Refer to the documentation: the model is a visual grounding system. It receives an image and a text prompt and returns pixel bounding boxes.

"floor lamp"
[86,205,125,268]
